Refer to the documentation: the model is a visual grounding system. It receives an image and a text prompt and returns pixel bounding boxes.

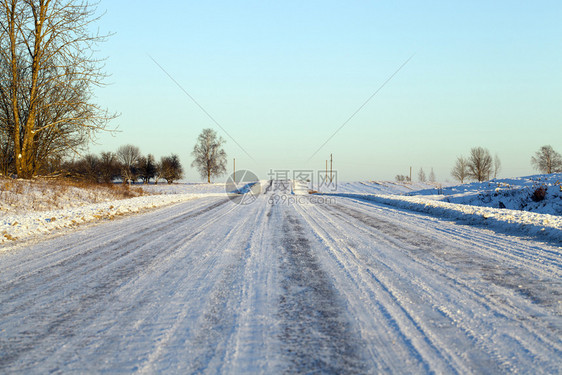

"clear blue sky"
[91,1,562,182]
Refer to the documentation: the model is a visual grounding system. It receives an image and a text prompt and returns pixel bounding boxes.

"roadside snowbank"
[411,174,562,216]
[0,178,145,214]
[325,193,562,243]
[142,182,227,195]
[329,181,445,195]
[1,193,219,245]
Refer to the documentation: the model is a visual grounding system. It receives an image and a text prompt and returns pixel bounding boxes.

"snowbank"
[411,174,562,216]
[323,181,446,195]
[1,193,218,245]
[324,193,562,243]
[142,182,227,195]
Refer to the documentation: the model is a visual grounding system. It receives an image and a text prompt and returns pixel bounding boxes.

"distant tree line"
[395,167,436,183]
[61,128,229,185]
[450,145,562,184]
[450,147,500,183]
[395,174,411,183]
[63,145,183,184]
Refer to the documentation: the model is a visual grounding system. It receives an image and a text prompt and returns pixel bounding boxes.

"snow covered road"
[1,184,561,373]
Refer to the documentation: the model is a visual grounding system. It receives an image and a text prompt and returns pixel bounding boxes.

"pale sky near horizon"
[90,1,562,182]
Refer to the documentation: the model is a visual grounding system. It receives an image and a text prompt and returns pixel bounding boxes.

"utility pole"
[330,153,333,183]
[233,158,236,182]
[409,166,412,183]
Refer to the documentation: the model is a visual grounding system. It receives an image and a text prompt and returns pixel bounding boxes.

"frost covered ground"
[322,176,562,244]
[331,180,445,195]
[413,173,562,215]
[0,177,561,373]
[0,180,224,244]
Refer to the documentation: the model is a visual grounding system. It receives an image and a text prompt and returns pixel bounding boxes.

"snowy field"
[329,180,445,195]
[0,177,561,373]
[142,182,227,195]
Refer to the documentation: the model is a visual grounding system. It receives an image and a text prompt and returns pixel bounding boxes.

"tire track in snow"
[293,200,463,373]
[328,201,562,312]
[137,197,268,374]
[0,198,230,295]
[276,208,366,374]
[297,197,562,372]
[326,199,562,324]
[0,197,235,371]
[220,198,282,374]
[0,198,231,323]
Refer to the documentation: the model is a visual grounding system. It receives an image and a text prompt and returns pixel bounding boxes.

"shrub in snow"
[531,186,547,202]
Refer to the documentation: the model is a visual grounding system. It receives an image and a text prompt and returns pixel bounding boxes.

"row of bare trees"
[451,147,501,183]
[0,0,114,178]
[62,127,230,184]
[451,145,562,184]
[64,145,183,184]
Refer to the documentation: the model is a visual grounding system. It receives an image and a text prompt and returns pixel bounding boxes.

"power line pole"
[233,158,236,182]
[325,159,328,189]
[409,166,412,183]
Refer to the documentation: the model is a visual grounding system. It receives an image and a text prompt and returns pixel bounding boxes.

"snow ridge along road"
[0,182,561,373]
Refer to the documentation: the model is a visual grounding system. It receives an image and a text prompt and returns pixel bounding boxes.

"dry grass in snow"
[0,178,145,215]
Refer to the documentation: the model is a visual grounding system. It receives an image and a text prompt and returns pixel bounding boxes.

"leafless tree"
[429,168,436,182]
[61,153,98,181]
[117,144,141,184]
[159,154,183,184]
[138,154,156,184]
[418,167,426,182]
[531,145,562,174]
[81,154,100,182]
[191,128,227,183]
[468,147,492,182]
[99,151,119,184]
[0,0,115,178]
[451,156,469,184]
[493,154,501,179]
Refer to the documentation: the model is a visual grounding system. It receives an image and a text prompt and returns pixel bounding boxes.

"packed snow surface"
[1,180,561,373]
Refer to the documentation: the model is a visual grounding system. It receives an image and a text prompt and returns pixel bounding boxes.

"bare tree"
[418,167,426,182]
[531,145,562,174]
[99,151,119,184]
[468,147,492,182]
[0,0,115,178]
[451,156,469,184]
[63,153,98,181]
[429,168,436,183]
[493,154,501,179]
[138,154,156,184]
[81,154,100,182]
[191,128,227,183]
[117,144,141,184]
[159,154,183,184]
